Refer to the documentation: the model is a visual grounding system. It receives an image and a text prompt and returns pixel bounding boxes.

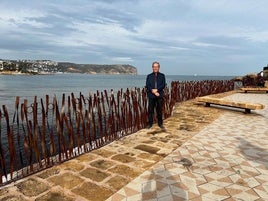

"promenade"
[108,92,268,201]
[0,91,267,201]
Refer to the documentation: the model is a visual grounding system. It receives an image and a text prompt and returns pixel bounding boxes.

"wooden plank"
[240,87,268,93]
[196,97,265,112]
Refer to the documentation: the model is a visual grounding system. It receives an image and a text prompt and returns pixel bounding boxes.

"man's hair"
[152,61,160,68]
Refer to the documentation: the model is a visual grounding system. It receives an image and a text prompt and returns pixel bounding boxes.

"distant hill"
[0,59,138,75]
[58,63,137,75]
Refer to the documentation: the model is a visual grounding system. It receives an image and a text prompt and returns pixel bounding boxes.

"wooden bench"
[196,96,265,114]
[240,87,268,93]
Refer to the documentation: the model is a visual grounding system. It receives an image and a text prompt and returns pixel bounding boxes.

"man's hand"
[152,89,160,96]
[152,89,158,94]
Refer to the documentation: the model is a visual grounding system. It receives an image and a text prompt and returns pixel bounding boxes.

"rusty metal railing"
[171,80,234,102]
[0,79,234,186]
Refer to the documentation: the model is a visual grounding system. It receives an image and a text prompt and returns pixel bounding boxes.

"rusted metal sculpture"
[0,80,234,186]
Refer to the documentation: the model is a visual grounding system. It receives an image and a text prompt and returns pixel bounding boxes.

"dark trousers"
[148,97,163,126]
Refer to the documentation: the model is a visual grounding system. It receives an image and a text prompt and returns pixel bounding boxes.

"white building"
[0,61,3,70]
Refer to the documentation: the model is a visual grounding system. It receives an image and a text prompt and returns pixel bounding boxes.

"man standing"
[146,61,166,129]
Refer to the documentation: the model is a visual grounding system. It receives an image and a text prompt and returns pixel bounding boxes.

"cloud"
[110,57,134,62]
[192,42,231,49]
[0,0,268,75]
[0,3,50,29]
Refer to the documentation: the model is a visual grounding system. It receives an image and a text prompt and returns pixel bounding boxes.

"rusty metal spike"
[100,92,107,142]
[12,96,19,124]
[13,97,24,172]
[71,93,76,116]
[0,108,7,183]
[85,109,92,150]
[61,93,65,114]
[54,98,62,162]
[23,137,30,174]
[60,113,68,159]
[75,105,81,155]
[32,96,41,168]
[91,95,97,147]
[104,90,109,107]
[80,93,86,105]
[67,95,75,153]
[62,114,73,157]
[2,105,17,179]
[97,95,104,145]
[78,93,86,152]
[27,119,34,172]
[40,98,48,166]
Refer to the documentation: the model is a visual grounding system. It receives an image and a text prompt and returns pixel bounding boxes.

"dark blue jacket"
[146,72,166,99]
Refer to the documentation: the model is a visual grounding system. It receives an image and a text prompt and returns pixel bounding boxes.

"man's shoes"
[146,125,152,129]
[159,125,165,130]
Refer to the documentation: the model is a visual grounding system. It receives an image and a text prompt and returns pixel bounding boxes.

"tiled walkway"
[107,93,268,201]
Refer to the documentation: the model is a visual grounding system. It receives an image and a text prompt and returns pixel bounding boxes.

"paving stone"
[137,153,163,161]
[76,152,99,162]
[146,129,165,135]
[91,149,117,158]
[37,167,61,179]
[107,175,131,191]
[60,160,85,171]
[80,167,110,182]
[111,154,136,163]
[134,144,160,154]
[48,172,84,189]
[130,159,155,169]
[108,165,141,178]
[141,140,156,144]
[0,195,29,201]
[0,188,8,197]
[72,182,113,201]
[36,191,75,201]
[90,159,115,170]
[124,152,136,157]
[16,178,49,197]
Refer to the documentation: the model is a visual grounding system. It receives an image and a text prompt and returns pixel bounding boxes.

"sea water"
[0,74,234,111]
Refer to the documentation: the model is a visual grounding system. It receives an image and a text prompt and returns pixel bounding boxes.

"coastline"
[0,71,137,76]
[0,71,49,75]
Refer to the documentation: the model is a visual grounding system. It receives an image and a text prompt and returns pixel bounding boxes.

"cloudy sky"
[0,0,268,75]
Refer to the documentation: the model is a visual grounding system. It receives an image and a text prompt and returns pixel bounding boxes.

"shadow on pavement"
[238,137,268,169]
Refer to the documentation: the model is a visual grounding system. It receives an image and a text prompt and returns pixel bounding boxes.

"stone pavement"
[0,91,226,201]
[107,92,268,201]
[0,92,267,201]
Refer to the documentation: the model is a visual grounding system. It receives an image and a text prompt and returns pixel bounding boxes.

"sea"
[0,74,234,111]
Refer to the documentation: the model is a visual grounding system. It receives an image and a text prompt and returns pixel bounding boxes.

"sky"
[0,0,268,76]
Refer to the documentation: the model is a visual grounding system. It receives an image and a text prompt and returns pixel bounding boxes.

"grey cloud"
[93,8,141,32]
[1,0,268,75]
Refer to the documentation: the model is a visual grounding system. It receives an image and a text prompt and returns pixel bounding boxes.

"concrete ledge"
[196,96,265,113]
[240,87,268,93]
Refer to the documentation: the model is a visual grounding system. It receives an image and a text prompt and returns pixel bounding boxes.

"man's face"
[152,63,160,73]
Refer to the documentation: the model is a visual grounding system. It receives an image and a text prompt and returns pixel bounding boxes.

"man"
[146,61,166,129]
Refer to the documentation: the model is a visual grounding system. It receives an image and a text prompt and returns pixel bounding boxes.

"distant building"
[0,60,3,70]
[263,65,268,80]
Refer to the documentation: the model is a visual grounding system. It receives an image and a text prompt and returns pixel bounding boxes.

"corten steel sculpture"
[0,80,234,185]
